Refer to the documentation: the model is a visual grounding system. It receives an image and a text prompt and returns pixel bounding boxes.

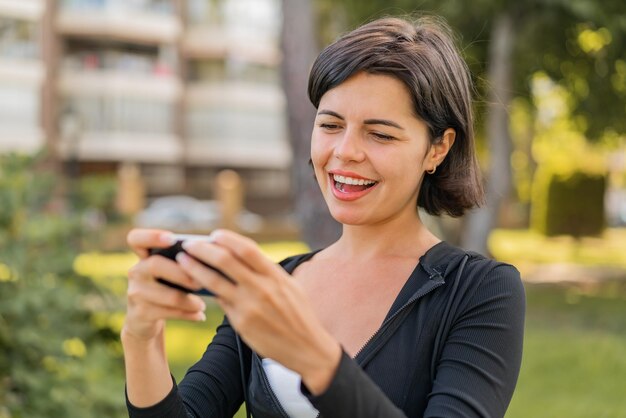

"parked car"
[134,195,220,232]
[134,195,263,232]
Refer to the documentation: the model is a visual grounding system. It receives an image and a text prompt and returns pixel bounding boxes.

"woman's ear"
[426,128,456,171]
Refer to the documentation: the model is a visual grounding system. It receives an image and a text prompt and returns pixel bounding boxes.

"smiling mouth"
[331,174,378,193]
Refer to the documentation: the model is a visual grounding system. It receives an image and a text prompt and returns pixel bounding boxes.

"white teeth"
[332,174,376,186]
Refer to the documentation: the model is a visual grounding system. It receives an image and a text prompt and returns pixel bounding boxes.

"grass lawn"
[489,227,626,268]
[76,233,626,417]
[506,282,626,418]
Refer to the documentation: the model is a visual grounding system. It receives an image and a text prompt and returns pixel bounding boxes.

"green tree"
[0,153,125,418]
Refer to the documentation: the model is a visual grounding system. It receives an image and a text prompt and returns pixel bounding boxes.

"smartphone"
[148,234,229,296]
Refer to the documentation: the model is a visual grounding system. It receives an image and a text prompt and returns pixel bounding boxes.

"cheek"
[310,135,327,185]
[383,152,424,188]
[310,133,329,168]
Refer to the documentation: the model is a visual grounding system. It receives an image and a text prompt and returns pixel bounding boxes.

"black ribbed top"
[127,242,525,418]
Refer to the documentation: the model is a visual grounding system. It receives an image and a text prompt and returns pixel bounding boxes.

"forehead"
[318,72,416,119]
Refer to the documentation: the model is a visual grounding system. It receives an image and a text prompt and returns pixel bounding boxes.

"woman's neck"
[326,214,441,261]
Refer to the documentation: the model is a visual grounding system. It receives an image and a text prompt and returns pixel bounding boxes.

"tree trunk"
[280,0,341,249]
[461,11,515,255]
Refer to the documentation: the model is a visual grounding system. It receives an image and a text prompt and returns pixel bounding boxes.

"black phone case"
[149,241,230,296]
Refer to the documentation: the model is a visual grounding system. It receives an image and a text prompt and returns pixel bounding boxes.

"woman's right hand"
[122,229,207,342]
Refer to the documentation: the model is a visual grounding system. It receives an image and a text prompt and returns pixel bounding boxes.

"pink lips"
[328,171,378,201]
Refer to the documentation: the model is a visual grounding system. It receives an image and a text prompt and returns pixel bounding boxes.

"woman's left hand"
[176,229,341,395]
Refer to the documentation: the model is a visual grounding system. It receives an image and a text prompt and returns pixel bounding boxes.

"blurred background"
[0,0,625,417]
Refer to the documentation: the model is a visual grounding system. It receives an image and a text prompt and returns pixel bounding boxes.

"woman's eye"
[319,123,341,130]
[372,132,395,141]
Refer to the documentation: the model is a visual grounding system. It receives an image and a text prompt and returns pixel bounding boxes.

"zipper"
[312,270,446,418]
[353,271,445,362]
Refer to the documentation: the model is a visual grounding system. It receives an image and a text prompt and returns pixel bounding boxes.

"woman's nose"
[334,128,365,162]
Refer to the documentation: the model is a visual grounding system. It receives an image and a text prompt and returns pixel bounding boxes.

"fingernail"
[208,230,220,242]
[198,312,206,322]
[175,252,188,264]
[161,233,177,245]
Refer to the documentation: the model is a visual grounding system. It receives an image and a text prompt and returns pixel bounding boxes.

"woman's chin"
[327,208,370,226]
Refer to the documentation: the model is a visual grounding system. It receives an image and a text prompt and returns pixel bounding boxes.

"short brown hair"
[308,16,484,217]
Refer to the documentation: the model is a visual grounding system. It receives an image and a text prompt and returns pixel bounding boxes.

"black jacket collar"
[279,241,469,322]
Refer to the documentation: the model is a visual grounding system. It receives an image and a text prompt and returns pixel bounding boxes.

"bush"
[75,174,119,220]
[531,169,606,237]
[0,153,126,417]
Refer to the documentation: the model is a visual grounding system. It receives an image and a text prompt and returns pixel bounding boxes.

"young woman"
[122,16,525,418]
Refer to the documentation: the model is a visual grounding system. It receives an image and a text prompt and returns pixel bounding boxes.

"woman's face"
[311,72,436,227]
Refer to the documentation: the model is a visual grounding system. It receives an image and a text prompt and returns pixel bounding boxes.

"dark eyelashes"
[372,132,394,141]
[319,123,340,129]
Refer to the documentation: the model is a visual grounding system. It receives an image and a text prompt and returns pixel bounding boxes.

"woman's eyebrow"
[317,109,344,119]
[317,110,404,130]
[363,118,404,130]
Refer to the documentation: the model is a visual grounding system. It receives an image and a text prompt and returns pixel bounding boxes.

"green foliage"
[531,170,606,237]
[523,70,614,236]
[75,174,118,219]
[0,153,126,417]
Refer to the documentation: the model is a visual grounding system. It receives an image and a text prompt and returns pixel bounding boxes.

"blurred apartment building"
[0,0,291,215]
